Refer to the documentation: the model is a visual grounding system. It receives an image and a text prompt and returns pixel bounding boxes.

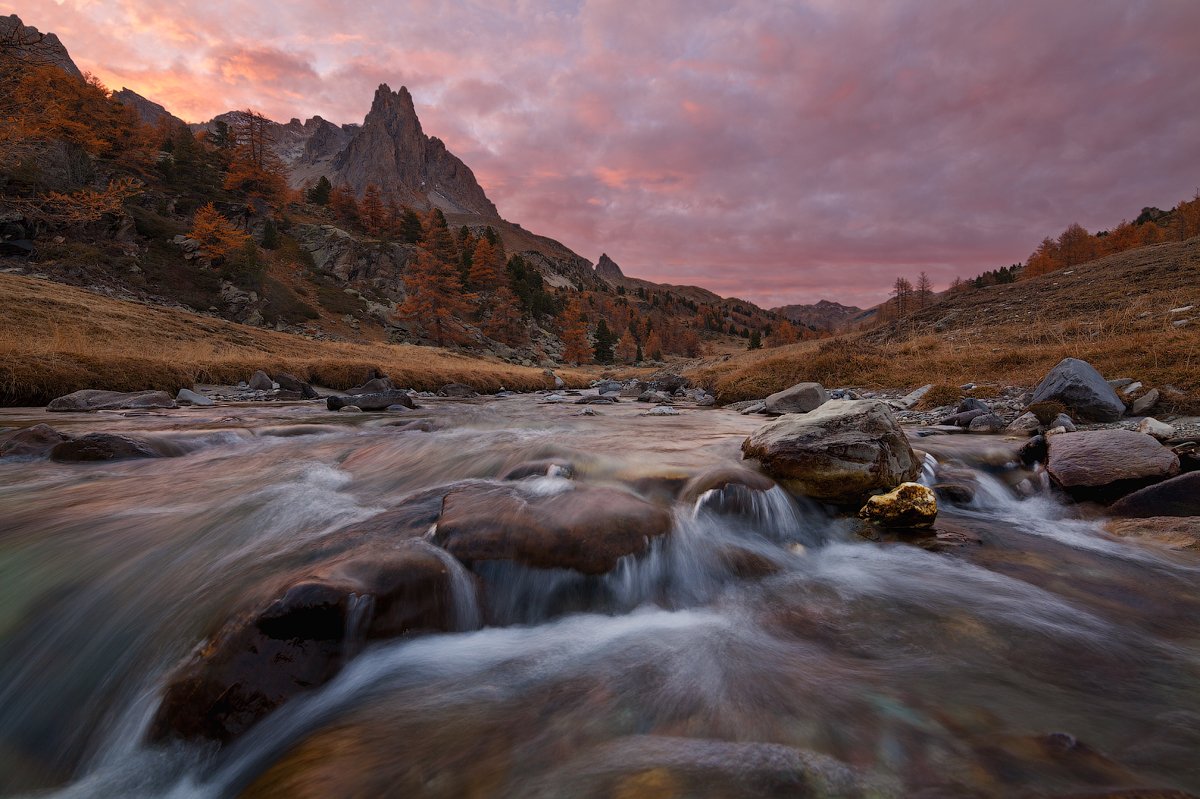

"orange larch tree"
[483,286,528,346]
[359,183,387,237]
[398,246,472,347]
[468,237,503,291]
[559,299,593,364]
[223,110,288,202]
[189,202,250,260]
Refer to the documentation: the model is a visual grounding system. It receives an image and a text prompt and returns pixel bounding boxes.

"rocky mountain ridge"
[772,299,867,333]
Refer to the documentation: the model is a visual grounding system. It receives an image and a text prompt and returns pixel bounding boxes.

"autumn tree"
[771,319,799,346]
[329,184,359,226]
[1023,237,1061,278]
[359,183,387,237]
[398,247,471,346]
[483,286,528,346]
[1056,222,1096,267]
[1177,193,1200,240]
[422,209,459,267]
[468,237,503,291]
[644,330,665,362]
[616,333,639,364]
[559,300,593,364]
[189,202,250,260]
[223,110,288,202]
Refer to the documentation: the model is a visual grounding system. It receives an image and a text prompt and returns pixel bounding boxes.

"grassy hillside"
[690,237,1200,412]
[0,274,595,406]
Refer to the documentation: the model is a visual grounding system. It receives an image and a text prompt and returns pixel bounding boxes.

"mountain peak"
[595,253,626,284]
[1,14,83,79]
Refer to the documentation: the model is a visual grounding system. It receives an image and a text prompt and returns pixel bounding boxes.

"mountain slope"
[772,299,866,332]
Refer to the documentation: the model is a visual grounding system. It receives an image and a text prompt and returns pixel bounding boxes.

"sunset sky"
[21,0,1200,308]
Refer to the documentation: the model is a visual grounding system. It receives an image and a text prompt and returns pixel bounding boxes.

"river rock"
[938,409,988,428]
[652,374,689,393]
[1050,413,1077,432]
[859,482,938,527]
[1046,429,1179,498]
[958,397,990,414]
[273,372,318,399]
[176,388,215,406]
[696,395,716,407]
[741,399,920,505]
[1108,472,1200,518]
[1030,358,1125,422]
[49,433,161,461]
[644,406,679,416]
[680,466,776,506]
[432,482,672,575]
[967,413,1006,433]
[594,380,622,394]
[46,389,177,412]
[248,370,274,391]
[347,377,395,395]
[1136,417,1175,441]
[1104,516,1200,552]
[437,383,477,398]
[762,382,828,414]
[1130,388,1160,415]
[1005,412,1041,436]
[577,395,616,404]
[327,390,414,411]
[1019,435,1048,465]
[149,540,469,744]
[638,390,672,403]
[0,424,72,458]
[893,383,933,410]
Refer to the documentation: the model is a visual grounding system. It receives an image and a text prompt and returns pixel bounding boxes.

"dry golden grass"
[0,274,595,406]
[690,238,1200,412]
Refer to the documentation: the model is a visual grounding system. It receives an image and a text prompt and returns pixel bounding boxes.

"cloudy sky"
[24,0,1200,307]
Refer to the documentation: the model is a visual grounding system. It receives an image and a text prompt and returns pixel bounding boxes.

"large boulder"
[248,370,274,391]
[0,423,72,458]
[1030,358,1126,422]
[741,399,920,505]
[49,433,164,462]
[432,482,672,575]
[1046,430,1179,499]
[46,389,177,412]
[273,372,319,399]
[327,390,414,411]
[858,482,938,527]
[762,382,828,415]
[149,540,469,744]
[1108,473,1200,518]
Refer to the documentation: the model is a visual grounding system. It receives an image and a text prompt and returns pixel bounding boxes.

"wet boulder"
[1030,357,1126,422]
[762,382,828,415]
[1108,473,1200,518]
[741,399,920,505]
[46,389,177,412]
[681,466,777,516]
[347,377,395,395]
[437,383,477,398]
[149,540,470,744]
[859,482,938,528]
[49,433,164,462]
[1104,516,1200,553]
[1046,429,1179,499]
[327,390,414,411]
[0,423,72,458]
[273,372,318,399]
[432,482,672,575]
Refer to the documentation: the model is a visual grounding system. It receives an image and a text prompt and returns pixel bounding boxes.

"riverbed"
[1,394,1198,798]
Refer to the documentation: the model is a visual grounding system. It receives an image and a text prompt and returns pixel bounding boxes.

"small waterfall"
[425,544,483,631]
[342,592,376,662]
[918,451,939,486]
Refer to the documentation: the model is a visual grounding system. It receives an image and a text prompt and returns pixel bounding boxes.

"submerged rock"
[1104,516,1200,552]
[0,423,72,458]
[149,540,470,744]
[762,382,828,415]
[741,400,919,505]
[327,390,414,411]
[1108,473,1200,518]
[49,433,163,462]
[432,482,672,575]
[1046,429,1179,498]
[46,389,177,412]
[1030,357,1125,422]
[859,482,938,528]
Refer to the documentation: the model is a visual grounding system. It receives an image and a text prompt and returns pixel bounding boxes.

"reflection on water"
[1,397,1198,798]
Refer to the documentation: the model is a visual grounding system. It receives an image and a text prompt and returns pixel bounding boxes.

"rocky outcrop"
[1046,430,1179,498]
[432,482,672,574]
[332,84,499,217]
[1108,473,1200,518]
[149,540,470,743]
[112,88,185,128]
[0,15,83,79]
[46,389,177,412]
[859,482,938,527]
[762,382,828,415]
[741,400,920,505]
[593,253,627,286]
[1030,358,1126,422]
[291,223,412,298]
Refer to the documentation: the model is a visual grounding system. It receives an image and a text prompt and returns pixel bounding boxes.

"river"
[1,394,1198,798]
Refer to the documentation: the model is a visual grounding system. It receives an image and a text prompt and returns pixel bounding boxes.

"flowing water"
[1,396,1199,798]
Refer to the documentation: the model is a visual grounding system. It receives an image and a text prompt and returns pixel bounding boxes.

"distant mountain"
[773,299,866,332]
[112,88,185,128]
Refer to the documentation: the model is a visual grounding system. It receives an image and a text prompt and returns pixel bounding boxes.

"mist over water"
[2,397,1198,798]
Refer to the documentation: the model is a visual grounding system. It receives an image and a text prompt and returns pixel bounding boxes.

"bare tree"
[915,272,933,309]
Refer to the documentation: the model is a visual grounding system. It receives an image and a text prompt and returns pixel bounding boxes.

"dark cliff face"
[331,84,499,218]
[2,14,84,79]
[299,116,351,164]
